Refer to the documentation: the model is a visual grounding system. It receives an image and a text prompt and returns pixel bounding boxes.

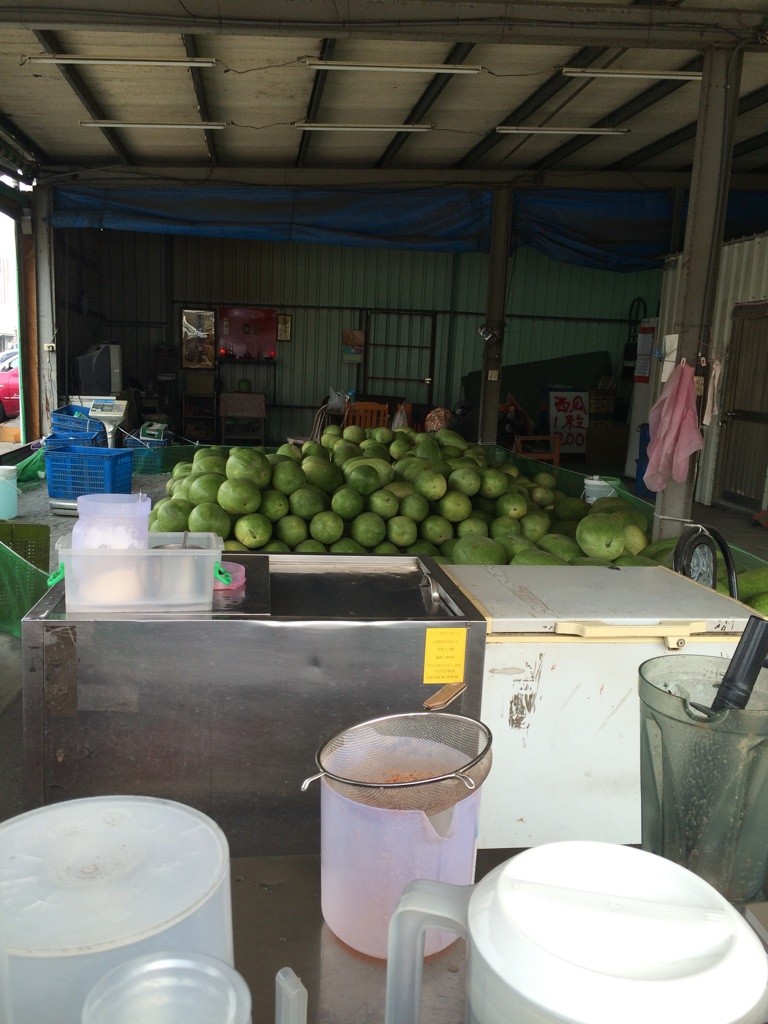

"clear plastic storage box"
[54,532,224,612]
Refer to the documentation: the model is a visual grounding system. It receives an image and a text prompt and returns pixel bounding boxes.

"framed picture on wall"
[277,314,292,342]
[181,309,216,369]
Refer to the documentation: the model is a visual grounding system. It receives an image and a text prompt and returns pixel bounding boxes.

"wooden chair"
[344,401,390,430]
[513,434,561,467]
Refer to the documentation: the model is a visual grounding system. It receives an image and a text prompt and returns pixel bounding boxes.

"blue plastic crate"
[43,429,106,450]
[50,404,107,439]
[44,446,134,500]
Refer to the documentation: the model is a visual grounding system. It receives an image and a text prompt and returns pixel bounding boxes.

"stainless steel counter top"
[231,854,510,1024]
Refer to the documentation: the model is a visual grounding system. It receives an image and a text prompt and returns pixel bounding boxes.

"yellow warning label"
[423,627,467,685]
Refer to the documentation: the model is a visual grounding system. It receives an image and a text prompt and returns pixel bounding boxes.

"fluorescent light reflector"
[303,59,481,74]
[80,120,226,130]
[28,55,216,67]
[562,67,701,81]
[495,126,628,135]
[293,121,432,132]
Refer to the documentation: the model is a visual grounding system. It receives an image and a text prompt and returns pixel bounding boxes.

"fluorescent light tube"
[80,120,226,130]
[302,59,481,74]
[562,67,702,81]
[293,121,432,132]
[495,126,629,135]
[27,55,216,68]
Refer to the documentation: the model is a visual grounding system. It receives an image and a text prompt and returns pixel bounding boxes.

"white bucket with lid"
[0,796,234,1024]
[0,465,19,519]
[72,492,151,549]
[582,475,617,504]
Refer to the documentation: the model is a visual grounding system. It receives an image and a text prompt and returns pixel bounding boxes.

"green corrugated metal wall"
[57,230,661,443]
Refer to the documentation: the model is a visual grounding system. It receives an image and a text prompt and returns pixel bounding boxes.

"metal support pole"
[653,46,742,540]
[478,187,513,443]
[33,188,58,434]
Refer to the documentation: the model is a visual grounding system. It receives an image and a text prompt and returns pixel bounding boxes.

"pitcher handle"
[384,879,472,1024]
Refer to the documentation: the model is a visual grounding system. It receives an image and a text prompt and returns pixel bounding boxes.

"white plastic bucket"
[320,779,481,959]
[0,465,19,519]
[582,475,617,504]
[0,796,234,1024]
[72,492,151,549]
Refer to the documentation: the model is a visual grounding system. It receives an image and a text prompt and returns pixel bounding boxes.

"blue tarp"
[50,184,768,272]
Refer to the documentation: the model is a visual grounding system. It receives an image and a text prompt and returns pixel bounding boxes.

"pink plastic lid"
[213,561,246,590]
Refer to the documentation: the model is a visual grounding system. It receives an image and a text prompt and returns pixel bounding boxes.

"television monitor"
[72,344,122,395]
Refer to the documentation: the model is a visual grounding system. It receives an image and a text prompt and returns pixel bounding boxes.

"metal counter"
[22,555,486,856]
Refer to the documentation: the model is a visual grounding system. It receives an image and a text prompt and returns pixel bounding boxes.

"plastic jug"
[0,465,19,519]
[81,952,252,1024]
[321,779,482,958]
[71,492,151,549]
[0,796,234,1024]
[385,841,768,1024]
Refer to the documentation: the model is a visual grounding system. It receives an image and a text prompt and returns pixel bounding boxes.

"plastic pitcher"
[0,796,234,1024]
[0,466,19,520]
[303,713,492,960]
[320,780,482,958]
[639,654,768,902]
[72,492,151,549]
[81,953,252,1024]
[385,841,768,1024]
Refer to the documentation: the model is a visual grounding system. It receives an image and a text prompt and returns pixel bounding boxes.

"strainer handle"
[452,770,476,791]
[385,879,472,1024]
[300,771,324,792]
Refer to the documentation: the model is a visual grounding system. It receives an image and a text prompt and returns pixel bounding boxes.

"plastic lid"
[82,952,252,1024]
[470,841,768,1024]
[213,560,246,590]
[0,796,229,955]
[0,466,17,479]
[77,493,151,516]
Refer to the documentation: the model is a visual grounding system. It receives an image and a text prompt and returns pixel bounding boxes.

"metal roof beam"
[182,33,219,166]
[377,42,476,168]
[531,56,704,172]
[3,2,767,50]
[296,38,336,168]
[456,44,608,168]
[33,29,134,166]
[608,80,768,170]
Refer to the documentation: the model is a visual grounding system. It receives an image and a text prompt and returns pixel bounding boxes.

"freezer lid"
[442,565,752,636]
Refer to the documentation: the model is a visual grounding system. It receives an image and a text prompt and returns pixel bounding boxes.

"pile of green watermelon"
[148,423,767,602]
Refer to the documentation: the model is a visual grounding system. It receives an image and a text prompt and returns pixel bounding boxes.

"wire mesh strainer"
[301,712,493,816]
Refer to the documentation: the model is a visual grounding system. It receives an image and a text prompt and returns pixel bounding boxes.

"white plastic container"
[582,475,617,503]
[0,465,19,519]
[0,796,234,1024]
[55,531,223,611]
[385,840,768,1024]
[72,492,151,550]
[320,779,481,959]
[82,952,252,1024]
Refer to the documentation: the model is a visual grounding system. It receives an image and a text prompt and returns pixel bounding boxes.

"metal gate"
[362,310,436,407]
[714,302,768,511]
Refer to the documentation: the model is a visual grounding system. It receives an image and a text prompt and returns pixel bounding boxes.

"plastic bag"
[392,404,408,429]
[15,447,46,483]
[327,390,345,413]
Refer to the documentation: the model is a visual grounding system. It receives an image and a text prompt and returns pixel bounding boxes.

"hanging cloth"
[643,361,704,493]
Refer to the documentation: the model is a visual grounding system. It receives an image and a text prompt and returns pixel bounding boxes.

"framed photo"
[277,314,292,342]
[181,309,216,369]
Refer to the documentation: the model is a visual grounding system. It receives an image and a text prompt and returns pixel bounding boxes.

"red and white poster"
[549,390,589,454]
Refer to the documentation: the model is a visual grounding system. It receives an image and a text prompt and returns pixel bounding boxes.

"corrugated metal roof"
[0,1,767,188]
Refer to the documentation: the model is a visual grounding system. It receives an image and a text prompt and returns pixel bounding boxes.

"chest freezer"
[443,564,752,849]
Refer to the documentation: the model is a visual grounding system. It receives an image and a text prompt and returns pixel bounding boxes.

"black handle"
[710,615,768,712]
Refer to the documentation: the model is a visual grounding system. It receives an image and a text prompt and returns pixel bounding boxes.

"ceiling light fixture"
[293,121,432,132]
[302,59,481,74]
[562,67,702,81]
[27,55,216,68]
[495,125,629,135]
[80,120,226,130]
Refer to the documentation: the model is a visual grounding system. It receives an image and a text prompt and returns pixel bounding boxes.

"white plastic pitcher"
[81,953,252,1024]
[321,779,481,958]
[0,465,19,519]
[0,796,234,1024]
[385,841,768,1024]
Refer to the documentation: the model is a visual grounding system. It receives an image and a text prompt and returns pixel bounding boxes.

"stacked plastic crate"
[44,405,133,500]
